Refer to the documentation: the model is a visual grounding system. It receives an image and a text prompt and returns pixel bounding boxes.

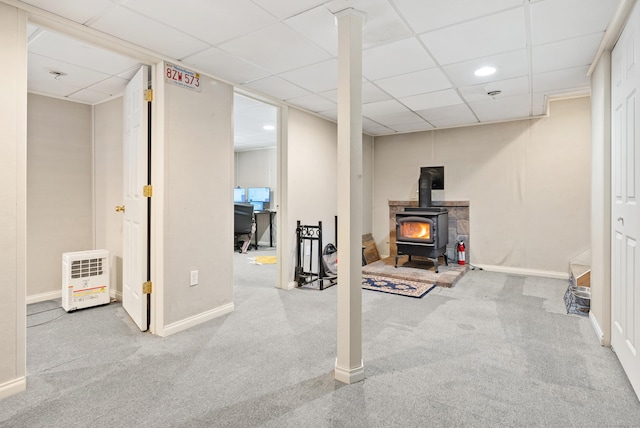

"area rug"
[362,274,437,298]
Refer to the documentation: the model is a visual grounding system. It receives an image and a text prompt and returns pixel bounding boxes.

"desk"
[253,210,276,248]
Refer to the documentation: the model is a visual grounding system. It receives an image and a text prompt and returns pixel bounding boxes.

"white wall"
[235,148,277,201]
[285,108,374,283]
[373,97,592,276]
[160,72,234,330]
[94,97,124,299]
[287,108,339,281]
[362,134,374,235]
[26,94,93,299]
[0,2,27,399]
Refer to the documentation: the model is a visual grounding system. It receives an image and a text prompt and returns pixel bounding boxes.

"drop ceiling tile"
[362,82,394,104]
[67,89,117,104]
[362,99,411,118]
[371,111,425,126]
[280,59,338,93]
[28,79,81,99]
[532,66,590,94]
[416,104,479,128]
[420,8,526,65]
[243,76,310,100]
[235,93,263,110]
[252,0,328,19]
[182,47,270,84]
[364,125,394,136]
[233,117,267,138]
[20,0,114,24]
[90,6,209,60]
[124,0,275,45]
[220,23,331,74]
[326,0,411,48]
[389,121,434,133]
[234,95,278,124]
[319,81,391,104]
[27,24,39,38]
[286,94,337,112]
[375,68,452,99]
[363,37,435,81]
[393,0,523,33]
[442,49,528,87]
[530,0,617,46]
[28,30,141,76]
[284,5,338,56]
[87,76,129,96]
[532,33,603,74]
[458,76,529,103]
[363,117,383,129]
[399,88,463,111]
[318,109,338,122]
[28,53,111,89]
[118,67,142,81]
[468,94,531,122]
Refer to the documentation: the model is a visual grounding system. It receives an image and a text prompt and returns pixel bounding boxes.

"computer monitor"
[247,187,270,203]
[250,201,264,212]
[233,188,246,203]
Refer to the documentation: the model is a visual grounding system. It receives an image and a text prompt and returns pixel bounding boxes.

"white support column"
[334,8,365,385]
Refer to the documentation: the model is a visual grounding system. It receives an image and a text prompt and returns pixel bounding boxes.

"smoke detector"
[49,70,67,80]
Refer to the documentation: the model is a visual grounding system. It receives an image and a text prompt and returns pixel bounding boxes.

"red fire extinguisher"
[457,241,466,265]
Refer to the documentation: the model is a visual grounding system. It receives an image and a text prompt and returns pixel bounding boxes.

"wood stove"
[395,167,449,272]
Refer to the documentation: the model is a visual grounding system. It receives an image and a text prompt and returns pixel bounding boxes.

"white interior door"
[122,66,150,331]
[611,2,640,399]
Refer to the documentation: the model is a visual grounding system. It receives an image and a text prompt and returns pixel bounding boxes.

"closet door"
[611,1,640,399]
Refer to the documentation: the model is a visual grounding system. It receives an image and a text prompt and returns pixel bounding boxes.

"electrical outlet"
[190,270,198,286]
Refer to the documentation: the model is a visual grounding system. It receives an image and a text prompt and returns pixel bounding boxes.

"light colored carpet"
[2,248,640,427]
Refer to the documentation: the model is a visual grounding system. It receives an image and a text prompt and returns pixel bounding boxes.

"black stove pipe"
[418,169,436,208]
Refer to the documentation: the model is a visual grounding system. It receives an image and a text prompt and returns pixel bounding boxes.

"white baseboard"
[589,311,605,346]
[474,264,569,280]
[334,359,365,384]
[26,290,61,305]
[0,377,26,400]
[110,289,123,301]
[286,281,297,290]
[160,303,234,337]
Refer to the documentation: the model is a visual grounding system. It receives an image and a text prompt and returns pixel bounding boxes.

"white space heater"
[62,250,110,312]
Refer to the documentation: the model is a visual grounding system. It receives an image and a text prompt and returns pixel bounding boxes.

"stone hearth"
[363,256,467,288]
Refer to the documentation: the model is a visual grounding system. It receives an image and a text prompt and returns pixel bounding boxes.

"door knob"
[115,205,125,213]
[618,217,624,225]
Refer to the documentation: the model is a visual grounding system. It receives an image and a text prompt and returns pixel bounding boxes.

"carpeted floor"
[2,248,640,427]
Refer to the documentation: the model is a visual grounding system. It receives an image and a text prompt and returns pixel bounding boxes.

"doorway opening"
[233,92,280,287]
[25,23,153,331]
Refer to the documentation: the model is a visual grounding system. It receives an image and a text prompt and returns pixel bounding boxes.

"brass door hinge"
[143,185,153,197]
[144,89,153,102]
[142,281,152,294]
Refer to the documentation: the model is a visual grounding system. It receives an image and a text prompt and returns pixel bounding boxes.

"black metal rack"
[295,220,337,290]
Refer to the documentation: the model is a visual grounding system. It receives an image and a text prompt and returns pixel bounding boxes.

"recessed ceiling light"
[263,125,275,131]
[474,66,496,77]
